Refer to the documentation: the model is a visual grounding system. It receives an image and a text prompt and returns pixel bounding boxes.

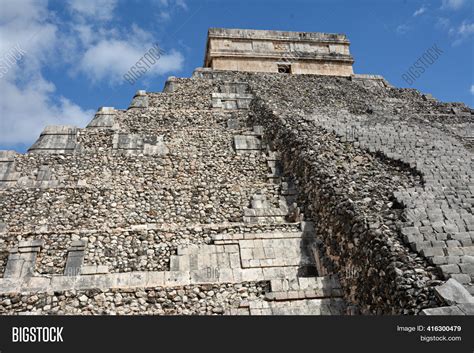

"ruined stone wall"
[0,282,266,315]
[0,77,272,279]
[248,101,441,314]
[211,57,354,76]
[205,28,354,76]
[239,72,472,314]
[2,70,347,316]
[0,67,472,315]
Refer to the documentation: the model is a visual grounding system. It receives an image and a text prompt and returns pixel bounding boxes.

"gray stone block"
[0,150,20,187]
[457,303,474,315]
[113,133,168,156]
[439,264,460,274]
[129,91,149,108]
[435,278,474,305]
[234,135,261,151]
[28,125,78,154]
[87,107,119,129]
[421,306,465,315]
[449,273,471,284]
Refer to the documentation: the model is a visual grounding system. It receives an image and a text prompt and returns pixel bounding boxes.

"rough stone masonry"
[0,28,472,315]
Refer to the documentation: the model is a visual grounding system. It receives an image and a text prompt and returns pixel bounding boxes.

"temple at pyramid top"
[204,28,354,76]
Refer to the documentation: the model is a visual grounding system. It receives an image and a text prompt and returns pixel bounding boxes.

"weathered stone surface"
[112,133,169,155]
[434,278,474,305]
[0,28,472,316]
[0,150,20,188]
[28,125,78,154]
[204,28,354,76]
[421,306,465,315]
[4,240,44,278]
[87,107,120,130]
[129,90,149,108]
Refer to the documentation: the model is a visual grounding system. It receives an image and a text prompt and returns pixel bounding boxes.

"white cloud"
[413,6,427,16]
[175,0,188,10]
[441,0,466,10]
[67,0,118,21]
[0,0,47,23]
[73,20,184,84]
[470,85,474,95]
[0,0,93,147]
[0,0,57,75]
[396,24,411,34]
[0,78,93,145]
[458,21,474,35]
[159,11,171,21]
[436,15,474,46]
[78,39,183,84]
[436,17,451,29]
[155,0,187,10]
[0,0,186,148]
[72,23,94,46]
[153,0,188,21]
[451,21,474,45]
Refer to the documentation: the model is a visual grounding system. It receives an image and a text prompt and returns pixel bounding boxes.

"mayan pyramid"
[0,28,472,315]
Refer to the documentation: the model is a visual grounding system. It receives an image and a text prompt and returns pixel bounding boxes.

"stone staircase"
[0,77,346,316]
[229,276,345,315]
[165,83,346,314]
[171,229,315,276]
[168,227,345,315]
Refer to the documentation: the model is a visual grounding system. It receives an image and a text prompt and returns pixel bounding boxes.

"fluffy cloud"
[174,0,188,10]
[154,0,188,23]
[0,77,93,145]
[156,0,187,10]
[470,85,474,95]
[67,0,118,21]
[436,13,473,46]
[0,0,185,148]
[413,6,427,16]
[458,21,474,35]
[74,22,184,84]
[66,2,185,85]
[158,11,172,22]
[396,24,411,34]
[0,0,92,147]
[450,21,474,45]
[441,0,466,10]
[78,39,184,84]
[436,17,451,29]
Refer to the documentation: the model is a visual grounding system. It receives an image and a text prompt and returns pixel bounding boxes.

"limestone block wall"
[205,28,354,76]
[248,100,441,314]
[0,66,472,315]
[237,72,472,314]
[211,57,353,76]
[0,74,282,291]
[0,151,20,188]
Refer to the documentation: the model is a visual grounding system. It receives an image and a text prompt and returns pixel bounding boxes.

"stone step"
[28,125,78,154]
[247,298,346,315]
[266,276,342,301]
[213,231,313,244]
[270,276,340,291]
[173,237,316,271]
[175,231,317,271]
[0,266,310,294]
[176,244,239,255]
[171,251,241,272]
[243,208,287,217]
[240,238,314,268]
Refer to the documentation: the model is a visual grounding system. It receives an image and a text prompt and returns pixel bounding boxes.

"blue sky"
[0,0,473,152]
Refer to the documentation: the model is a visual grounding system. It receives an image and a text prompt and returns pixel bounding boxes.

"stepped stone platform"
[0,28,472,315]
